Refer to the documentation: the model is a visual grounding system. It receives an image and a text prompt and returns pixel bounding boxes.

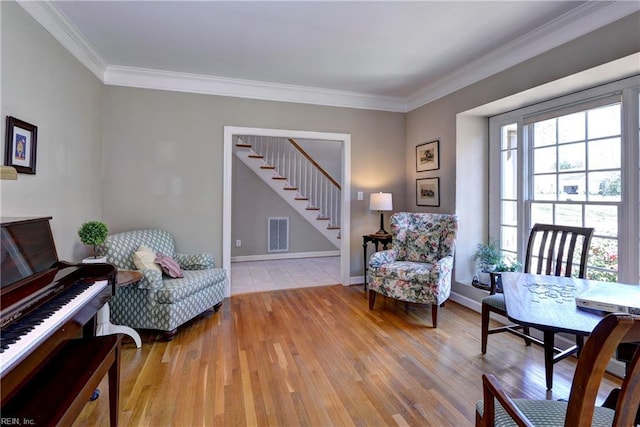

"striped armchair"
[367,213,458,327]
[102,229,226,339]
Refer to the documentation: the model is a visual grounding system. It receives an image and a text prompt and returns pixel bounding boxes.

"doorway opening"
[223,126,351,297]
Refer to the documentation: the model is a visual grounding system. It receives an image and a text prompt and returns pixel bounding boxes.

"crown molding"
[17,0,105,80]
[103,66,408,112]
[406,1,640,111]
[19,0,639,113]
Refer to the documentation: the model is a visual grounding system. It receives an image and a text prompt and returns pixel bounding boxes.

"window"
[489,76,640,283]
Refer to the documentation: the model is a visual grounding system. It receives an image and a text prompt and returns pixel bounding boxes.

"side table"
[96,270,142,348]
[362,233,392,291]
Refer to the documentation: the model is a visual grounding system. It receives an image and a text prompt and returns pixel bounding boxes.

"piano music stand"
[96,270,142,348]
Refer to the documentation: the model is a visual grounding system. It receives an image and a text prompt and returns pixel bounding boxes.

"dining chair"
[481,223,594,354]
[476,312,640,427]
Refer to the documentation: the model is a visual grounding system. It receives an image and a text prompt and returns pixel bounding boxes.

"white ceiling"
[22,1,640,112]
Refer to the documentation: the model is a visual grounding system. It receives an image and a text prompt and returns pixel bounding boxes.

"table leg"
[544,330,555,390]
[97,303,142,348]
[363,240,368,291]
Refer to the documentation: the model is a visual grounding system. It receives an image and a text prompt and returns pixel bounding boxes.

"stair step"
[272,177,287,180]
[306,207,320,211]
[236,144,252,148]
[283,187,297,191]
[248,154,264,159]
[295,197,308,201]
[260,165,275,169]
[327,226,340,230]
[317,217,330,221]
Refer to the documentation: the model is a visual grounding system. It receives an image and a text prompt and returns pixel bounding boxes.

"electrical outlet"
[235,239,241,247]
[357,191,363,200]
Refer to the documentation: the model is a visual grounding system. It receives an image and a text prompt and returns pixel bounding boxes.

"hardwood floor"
[74,285,622,426]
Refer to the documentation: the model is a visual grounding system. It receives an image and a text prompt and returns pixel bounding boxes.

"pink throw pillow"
[155,253,184,278]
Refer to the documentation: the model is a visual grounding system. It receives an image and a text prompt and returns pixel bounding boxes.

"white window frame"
[489,76,640,284]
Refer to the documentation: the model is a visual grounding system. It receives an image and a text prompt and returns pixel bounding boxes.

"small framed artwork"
[416,177,440,207]
[5,116,38,174]
[416,139,439,172]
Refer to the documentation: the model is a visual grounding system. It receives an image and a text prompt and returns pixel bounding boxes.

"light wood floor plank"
[73,285,622,426]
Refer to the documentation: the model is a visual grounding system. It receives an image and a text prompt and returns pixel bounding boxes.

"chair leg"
[523,326,532,346]
[481,304,490,354]
[368,290,377,309]
[431,304,438,328]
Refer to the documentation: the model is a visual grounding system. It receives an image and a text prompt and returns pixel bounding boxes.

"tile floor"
[230,256,341,295]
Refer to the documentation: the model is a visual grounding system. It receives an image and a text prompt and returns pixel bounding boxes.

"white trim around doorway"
[223,126,351,297]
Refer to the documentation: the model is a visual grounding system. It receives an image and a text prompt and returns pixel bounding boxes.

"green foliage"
[474,240,502,272]
[78,221,108,258]
[475,240,522,273]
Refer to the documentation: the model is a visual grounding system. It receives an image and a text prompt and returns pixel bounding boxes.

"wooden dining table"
[499,272,639,390]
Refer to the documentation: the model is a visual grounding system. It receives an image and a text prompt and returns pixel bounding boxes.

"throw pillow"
[400,230,440,264]
[132,245,162,274]
[155,253,184,278]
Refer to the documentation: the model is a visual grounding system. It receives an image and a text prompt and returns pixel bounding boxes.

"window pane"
[587,104,621,139]
[501,124,517,150]
[533,174,556,201]
[588,236,618,282]
[533,119,556,147]
[501,225,517,253]
[501,150,517,199]
[585,205,617,237]
[531,203,553,224]
[558,142,585,172]
[588,171,621,202]
[502,201,517,226]
[555,204,582,226]
[588,137,621,170]
[558,112,585,143]
[533,146,556,174]
[559,173,585,201]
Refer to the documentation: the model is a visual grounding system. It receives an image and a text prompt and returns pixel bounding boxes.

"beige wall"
[1,1,104,262]
[101,86,406,274]
[406,12,640,302]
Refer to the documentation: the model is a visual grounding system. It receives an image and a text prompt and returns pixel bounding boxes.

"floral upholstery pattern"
[102,229,226,332]
[368,213,458,309]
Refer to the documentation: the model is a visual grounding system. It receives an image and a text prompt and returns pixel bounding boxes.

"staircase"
[233,135,341,248]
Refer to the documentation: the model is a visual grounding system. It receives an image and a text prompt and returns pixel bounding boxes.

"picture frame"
[416,139,439,172]
[5,116,38,174]
[416,177,440,207]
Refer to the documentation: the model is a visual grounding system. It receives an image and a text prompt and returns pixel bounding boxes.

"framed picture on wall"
[5,116,38,174]
[416,177,440,207]
[416,139,439,172]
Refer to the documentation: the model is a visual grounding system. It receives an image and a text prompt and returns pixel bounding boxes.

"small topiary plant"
[78,221,108,258]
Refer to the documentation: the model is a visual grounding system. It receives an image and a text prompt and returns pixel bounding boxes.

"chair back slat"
[524,224,594,279]
[613,346,640,427]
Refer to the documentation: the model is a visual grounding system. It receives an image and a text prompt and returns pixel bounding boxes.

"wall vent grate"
[268,217,289,252]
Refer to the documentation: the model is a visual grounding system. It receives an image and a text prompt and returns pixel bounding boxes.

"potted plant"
[78,221,108,263]
[474,240,502,277]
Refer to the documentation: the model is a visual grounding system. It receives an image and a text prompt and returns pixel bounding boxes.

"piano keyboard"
[0,279,109,377]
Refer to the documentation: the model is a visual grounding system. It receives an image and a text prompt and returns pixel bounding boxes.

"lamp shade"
[369,192,393,211]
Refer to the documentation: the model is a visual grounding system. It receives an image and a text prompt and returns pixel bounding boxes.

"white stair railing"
[236,135,341,231]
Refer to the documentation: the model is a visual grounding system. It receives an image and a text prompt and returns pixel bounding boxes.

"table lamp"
[369,192,393,235]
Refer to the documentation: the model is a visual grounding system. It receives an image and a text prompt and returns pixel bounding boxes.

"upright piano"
[1,217,121,426]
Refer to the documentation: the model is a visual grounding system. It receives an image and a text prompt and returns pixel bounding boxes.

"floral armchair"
[367,213,458,327]
[102,229,226,340]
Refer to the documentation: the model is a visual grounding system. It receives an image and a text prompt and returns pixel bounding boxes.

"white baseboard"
[231,250,340,263]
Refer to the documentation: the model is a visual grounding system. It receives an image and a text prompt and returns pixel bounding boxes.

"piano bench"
[2,334,123,427]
